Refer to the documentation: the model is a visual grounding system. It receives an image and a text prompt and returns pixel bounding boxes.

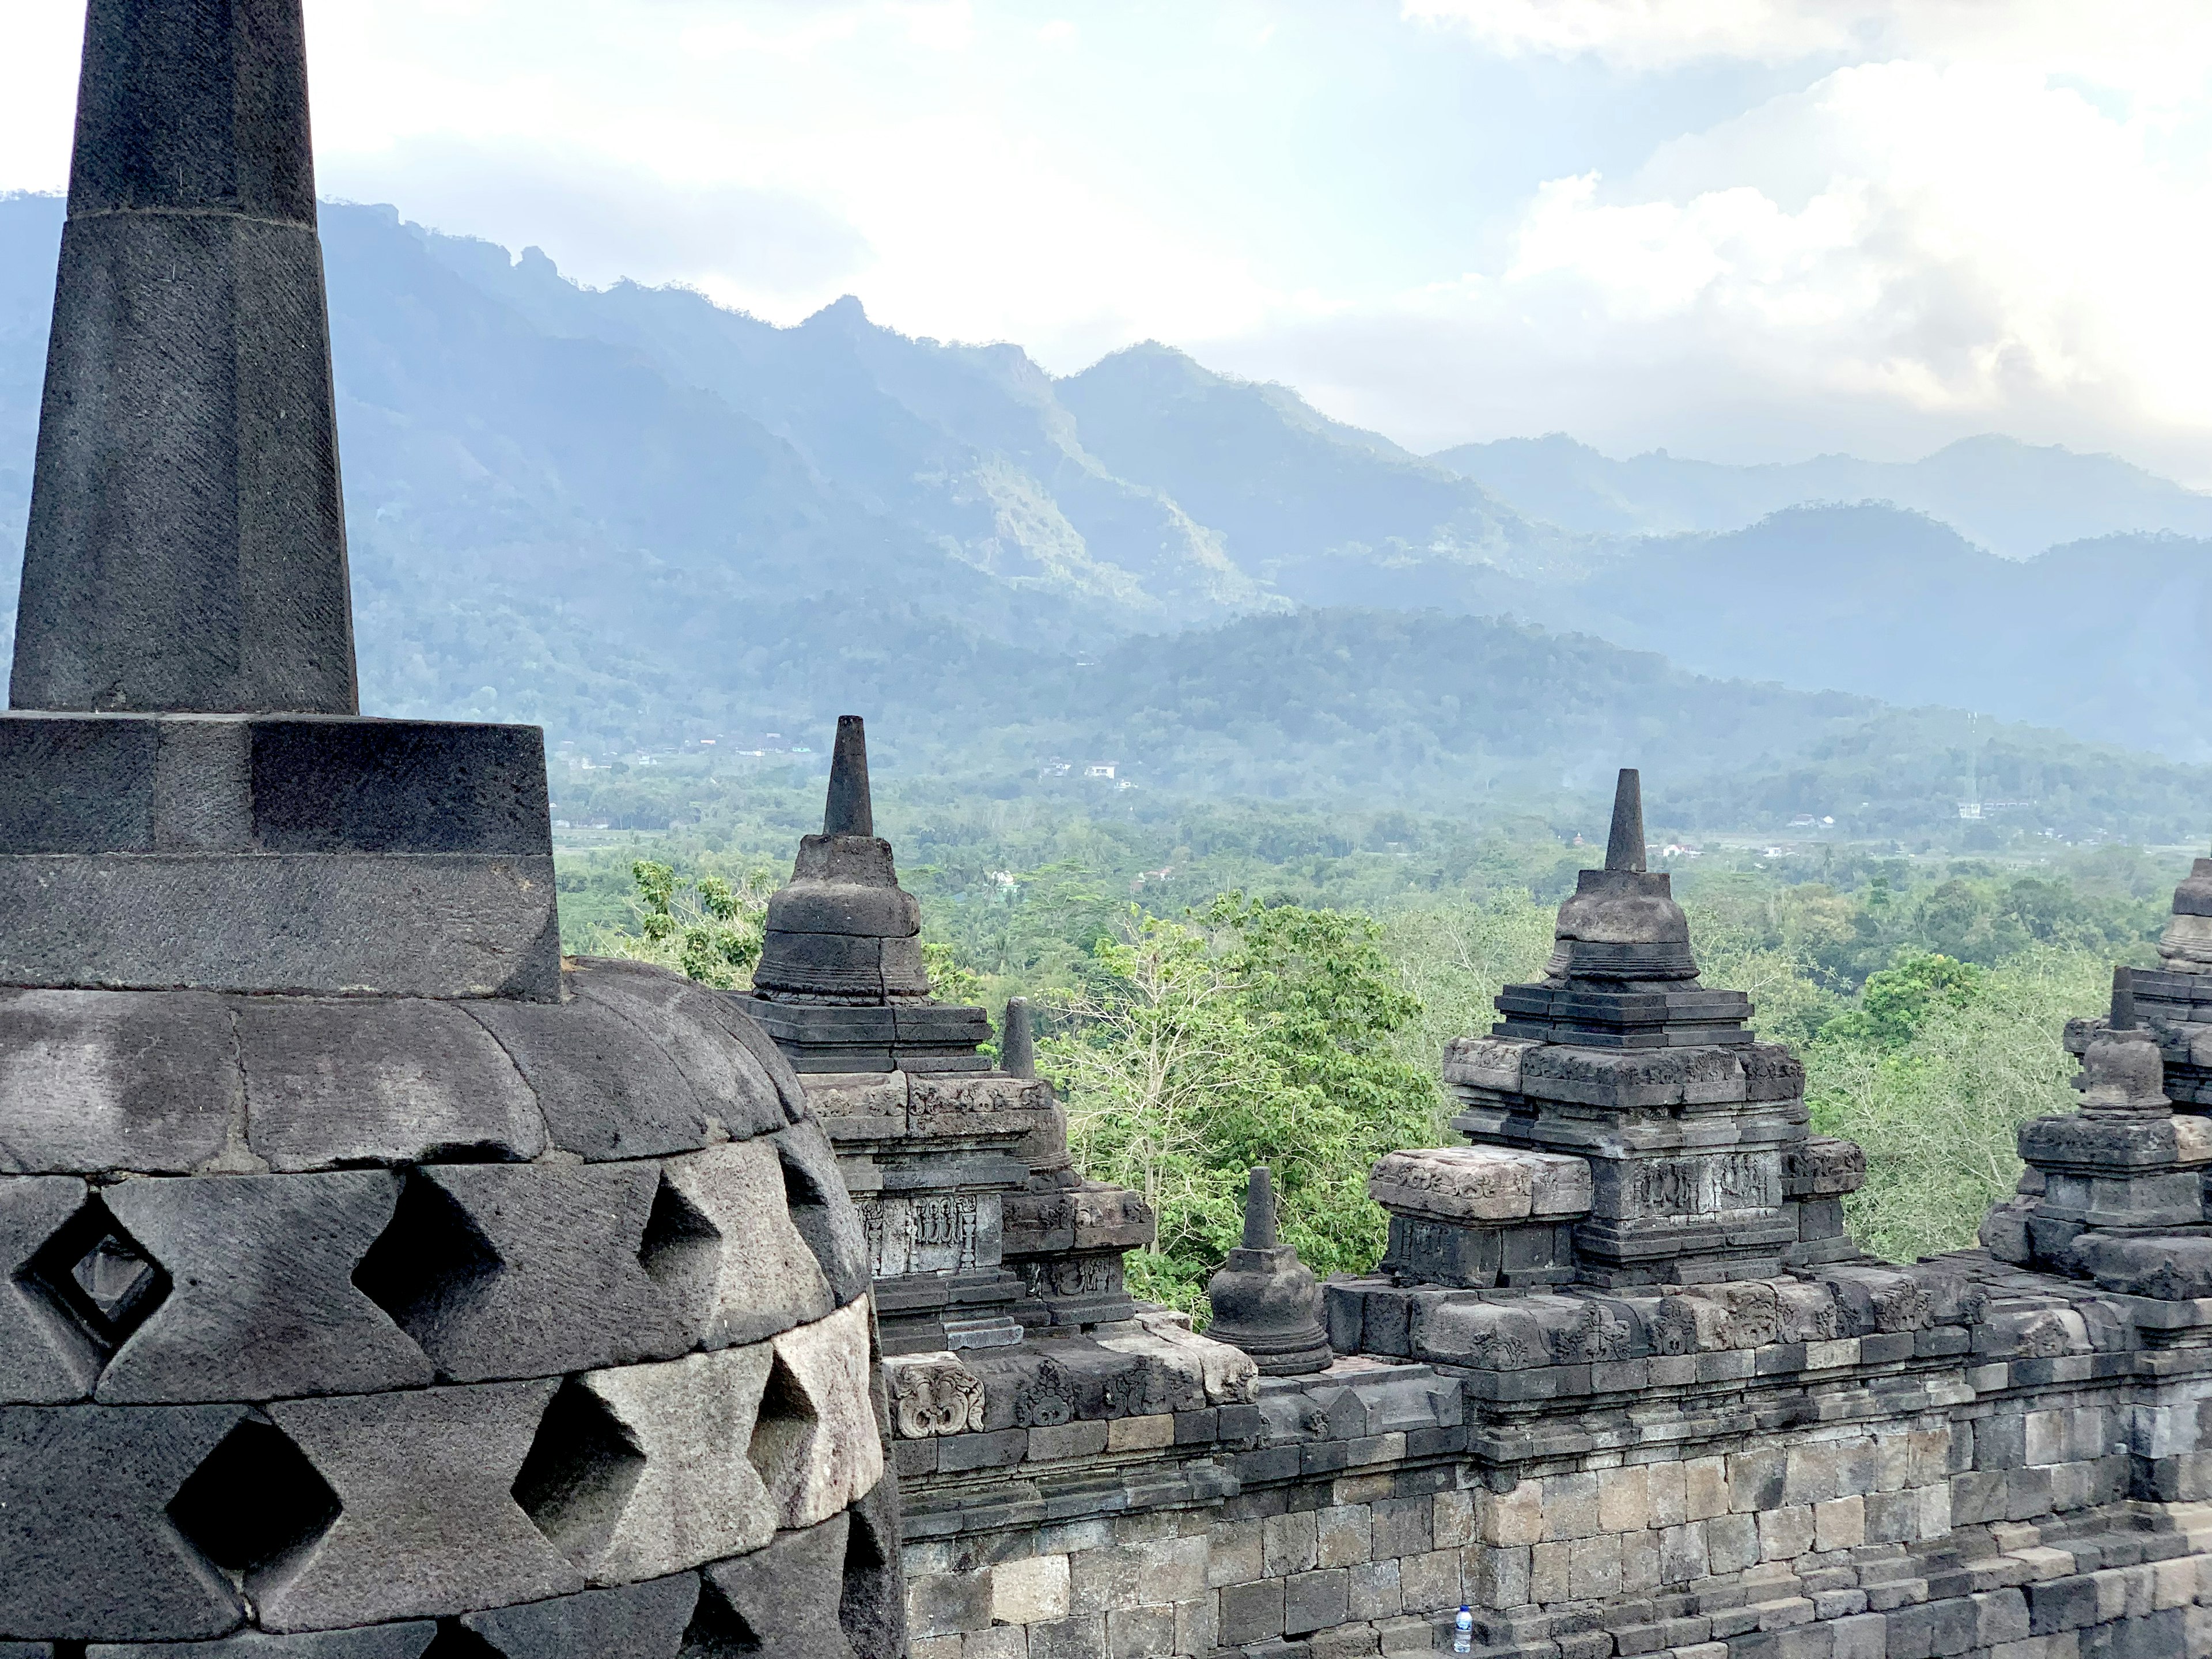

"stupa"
[0,5,902,1653]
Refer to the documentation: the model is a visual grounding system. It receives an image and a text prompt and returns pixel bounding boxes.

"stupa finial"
[2111,966,2137,1032]
[823,715,874,838]
[1243,1165,1279,1249]
[14,0,357,715]
[1002,997,1036,1078]
[1604,768,1645,873]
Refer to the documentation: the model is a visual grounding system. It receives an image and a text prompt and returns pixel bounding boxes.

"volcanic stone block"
[1368,1145,1593,1224]
[571,964,788,1140]
[18,206,352,715]
[908,1073,1056,1138]
[2071,1234,2212,1300]
[696,1515,853,1659]
[771,1123,874,1306]
[96,1171,433,1403]
[755,1299,887,1529]
[839,1474,908,1658]
[0,718,551,858]
[0,990,236,1174]
[237,998,547,1171]
[357,1162,684,1382]
[543,1346,779,1582]
[0,853,561,1001]
[461,1574,700,1659]
[767,885,921,938]
[0,1177,100,1403]
[88,1628,437,1659]
[465,991,713,1161]
[0,1402,247,1639]
[259,1381,584,1628]
[654,1141,834,1349]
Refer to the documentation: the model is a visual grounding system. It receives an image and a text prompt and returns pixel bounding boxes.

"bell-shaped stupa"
[0,6,902,1651]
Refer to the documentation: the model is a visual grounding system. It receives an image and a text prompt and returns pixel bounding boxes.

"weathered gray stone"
[0,851,561,1000]
[771,1123,874,1306]
[238,997,546,1171]
[360,1162,683,1383]
[464,990,711,1161]
[461,1574,699,1659]
[0,1177,99,1403]
[839,1467,908,1657]
[97,1171,433,1403]
[551,1346,779,1582]
[0,990,236,1175]
[570,963,787,1141]
[88,1627,437,1659]
[260,1381,583,1629]
[697,1515,853,1659]
[656,1139,835,1349]
[755,1298,888,1529]
[16,0,353,718]
[1368,1145,1593,1224]
[0,1402,246,1640]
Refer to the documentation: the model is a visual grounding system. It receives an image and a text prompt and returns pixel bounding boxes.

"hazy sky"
[4,1,2211,479]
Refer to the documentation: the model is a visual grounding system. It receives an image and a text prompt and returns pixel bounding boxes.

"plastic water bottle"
[1453,1603,1474,1653]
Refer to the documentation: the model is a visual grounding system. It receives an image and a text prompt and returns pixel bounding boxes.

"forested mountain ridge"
[3,191,2212,829]
[1429,430,2212,558]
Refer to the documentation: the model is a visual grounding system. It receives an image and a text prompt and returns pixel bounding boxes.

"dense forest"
[562,781,2176,1315]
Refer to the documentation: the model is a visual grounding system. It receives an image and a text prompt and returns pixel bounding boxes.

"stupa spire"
[824,714,874,837]
[1604,768,1645,873]
[13,0,356,714]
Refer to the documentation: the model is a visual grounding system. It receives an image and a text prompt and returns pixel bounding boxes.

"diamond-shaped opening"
[678,1581,764,1657]
[21,1193,171,1355]
[353,1172,502,1350]
[638,1173,721,1296]
[512,1378,646,1567]
[840,1500,899,1653]
[419,1623,506,1659]
[745,1351,819,1512]
[169,1418,340,1594]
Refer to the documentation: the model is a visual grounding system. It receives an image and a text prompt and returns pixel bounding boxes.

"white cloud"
[1221,56,2212,478]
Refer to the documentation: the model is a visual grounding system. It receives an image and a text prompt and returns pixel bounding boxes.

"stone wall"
[892,1256,2212,1658]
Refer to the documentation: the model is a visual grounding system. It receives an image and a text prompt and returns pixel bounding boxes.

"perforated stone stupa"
[0,6,902,1654]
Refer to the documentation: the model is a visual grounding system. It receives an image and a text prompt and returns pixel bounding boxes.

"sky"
[3,1,2211,480]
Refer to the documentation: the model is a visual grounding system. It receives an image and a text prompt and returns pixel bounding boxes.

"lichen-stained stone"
[0,1177,99,1403]
[465,993,711,1162]
[657,1140,834,1350]
[0,990,236,1175]
[96,1171,433,1404]
[698,1516,853,1659]
[259,1381,583,1630]
[558,1346,779,1582]
[570,961,789,1141]
[755,1298,886,1529]
[374,1164,684,1383]
[238,998,546,1172]
[88,1626,437,1659]
[461,1574,700,1659]
[0,1402,247,1641]
[770,1123,874,1307]
[907,1073,1056,1140]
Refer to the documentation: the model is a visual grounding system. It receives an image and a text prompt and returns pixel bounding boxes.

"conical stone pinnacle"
[1604,768,1646,873]
[822,715,874,838]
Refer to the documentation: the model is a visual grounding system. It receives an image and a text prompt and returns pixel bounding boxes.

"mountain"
[1428,431,2212,558]
[4,191,2212,834]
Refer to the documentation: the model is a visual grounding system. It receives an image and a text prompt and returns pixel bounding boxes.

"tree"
[590,859,774,987]
[1039,895,1435,1316]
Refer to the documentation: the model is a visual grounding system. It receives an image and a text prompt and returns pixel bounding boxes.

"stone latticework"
[891,771,2212,1657]
[0,8,903,1654]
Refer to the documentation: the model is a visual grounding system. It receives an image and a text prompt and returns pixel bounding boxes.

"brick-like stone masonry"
[887,775,2212,1658]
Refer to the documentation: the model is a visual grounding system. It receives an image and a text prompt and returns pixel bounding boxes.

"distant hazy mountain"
[5,192,2212,830]
[1429,431,2212,558]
